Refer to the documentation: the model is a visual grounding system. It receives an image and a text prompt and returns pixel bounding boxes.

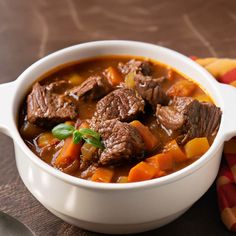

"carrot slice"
[106,66,123,86]
[91,167,114,183]
[54,137,82,169]
[128,161,157,182]
[184,137,210,159]
[164,140,187,162]
[167,80,196,97]
[146,153,173,171]
[130,120,158,151]
[145,157,166,178]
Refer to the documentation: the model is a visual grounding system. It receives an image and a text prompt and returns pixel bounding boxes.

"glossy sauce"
[19,55,214,182]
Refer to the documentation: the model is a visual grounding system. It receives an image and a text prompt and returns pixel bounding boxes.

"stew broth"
[19,55,220,183]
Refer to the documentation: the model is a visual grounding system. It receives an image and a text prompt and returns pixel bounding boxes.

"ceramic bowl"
[1,41,236,234]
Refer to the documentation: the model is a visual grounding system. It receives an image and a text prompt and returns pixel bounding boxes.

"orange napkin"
[193,57,236,232]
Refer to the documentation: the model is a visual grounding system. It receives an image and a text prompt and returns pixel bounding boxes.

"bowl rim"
[11,40,225,190]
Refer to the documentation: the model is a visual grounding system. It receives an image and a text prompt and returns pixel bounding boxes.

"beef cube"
[66,75,113,100]
[118,59,153,76]
[90,88,145,129]
[134,74,170,108]
[95,119,145,165]
[27,82,78,127]
[156,97,222,144]
[156,97,193,131]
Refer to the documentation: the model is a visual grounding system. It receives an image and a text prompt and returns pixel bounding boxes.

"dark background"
[0,0,236,235]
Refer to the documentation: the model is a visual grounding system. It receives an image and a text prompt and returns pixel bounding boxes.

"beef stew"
[19,56,222,183]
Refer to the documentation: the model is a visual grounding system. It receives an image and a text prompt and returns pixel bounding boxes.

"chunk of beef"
[66,75,113,100]
[134,74,170,108]
[156,97,193,131]
[90,88,145,129]
[118,59,153,76]
[27,82,78,127]
[156,97,222,144]
[80,164,98,179]
[95,119,145,165]
[46,80,70,93]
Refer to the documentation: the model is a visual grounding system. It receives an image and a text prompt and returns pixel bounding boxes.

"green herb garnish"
[83,137,104,149]
[78,128,101,140]
[52,123,75,140]
[72,130,82,144]
[52,123,104,149]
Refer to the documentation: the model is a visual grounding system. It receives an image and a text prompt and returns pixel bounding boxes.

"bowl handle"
[0,81,17,137]
[218,83,236,141]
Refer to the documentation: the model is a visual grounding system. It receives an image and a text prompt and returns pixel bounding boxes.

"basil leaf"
[73,130,82,144]
[79,128,101,140]
[52,123,75,140]
[84,137,104,149]
[52,123,105,149]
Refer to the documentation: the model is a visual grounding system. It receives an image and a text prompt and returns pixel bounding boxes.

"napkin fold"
[194,57,236,232]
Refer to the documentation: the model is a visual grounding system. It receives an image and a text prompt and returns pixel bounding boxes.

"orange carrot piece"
[54,137,82,169]
[184,137,210,159]
[91,167,114,183]
[157,153,173,171]
[167,80,196,97]
[128,161,157,182]
[130,120,158,151]
[106,66,123,86]
[164,140,187,162]
[145,156,159,169]
[146,153,173,171]
[145,156,167,177]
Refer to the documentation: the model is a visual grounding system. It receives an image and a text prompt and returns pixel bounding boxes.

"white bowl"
[0,41,236,234]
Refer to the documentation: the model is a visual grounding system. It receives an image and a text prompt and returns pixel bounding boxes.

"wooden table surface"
[0,0,236,235]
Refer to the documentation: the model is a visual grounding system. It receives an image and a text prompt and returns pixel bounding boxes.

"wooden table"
[0,0,236,235]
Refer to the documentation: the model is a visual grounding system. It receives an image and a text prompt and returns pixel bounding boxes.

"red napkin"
[193,57,236,232]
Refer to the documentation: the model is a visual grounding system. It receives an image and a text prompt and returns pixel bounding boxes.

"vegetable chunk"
[105,66,123,86]
[164,140,187,162]
[130,120,158,151]
[167,80,196,97]
[54,137,82,169]
[184,137,210,158]
[146,153,173,171]
[128,161,157,182]
[91,167,114,183]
